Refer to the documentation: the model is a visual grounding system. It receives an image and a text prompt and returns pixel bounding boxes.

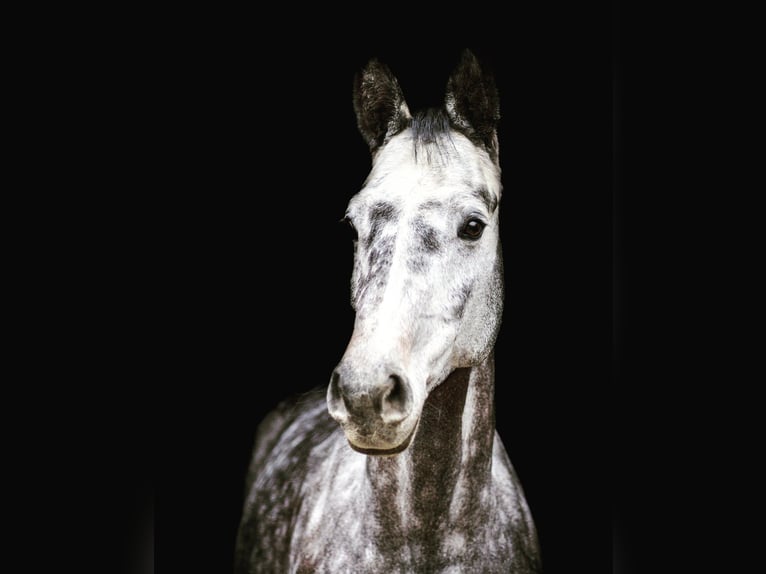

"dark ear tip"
[445,48,500,151]
[356,58,400,96]
[459,48,479,64]
[361,58,392,78]
[457,49,484,73]
[447,49,495,93]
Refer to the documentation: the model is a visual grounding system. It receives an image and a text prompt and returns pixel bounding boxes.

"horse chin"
[345,420,419,457]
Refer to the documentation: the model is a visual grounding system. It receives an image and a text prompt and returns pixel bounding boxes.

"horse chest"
[293,520,516,574]
[290,473,516,574]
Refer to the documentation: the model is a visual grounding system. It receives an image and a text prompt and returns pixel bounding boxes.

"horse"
[234,50,541,573]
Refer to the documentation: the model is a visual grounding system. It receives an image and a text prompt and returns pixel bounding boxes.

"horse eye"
[341,216,358,241]
[459,218,486,240]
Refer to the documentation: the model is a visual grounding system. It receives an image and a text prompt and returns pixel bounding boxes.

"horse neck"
[364,352,496,535]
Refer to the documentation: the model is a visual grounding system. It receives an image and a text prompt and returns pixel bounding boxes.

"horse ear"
[445,50,500,154]
[353,59,412,153]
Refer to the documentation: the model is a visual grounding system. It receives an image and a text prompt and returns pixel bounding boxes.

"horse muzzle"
[327,364,419,455]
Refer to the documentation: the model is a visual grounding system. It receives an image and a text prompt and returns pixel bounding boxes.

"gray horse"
[235,50,541,574]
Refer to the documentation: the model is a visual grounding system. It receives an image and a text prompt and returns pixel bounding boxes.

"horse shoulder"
[288,446,371,571]
[236,389,340,573]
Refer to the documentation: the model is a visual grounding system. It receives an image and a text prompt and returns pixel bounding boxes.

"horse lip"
[346,420,418,456]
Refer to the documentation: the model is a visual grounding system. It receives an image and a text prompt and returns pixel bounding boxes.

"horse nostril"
[376,374,412,424]
[383,375,406,409]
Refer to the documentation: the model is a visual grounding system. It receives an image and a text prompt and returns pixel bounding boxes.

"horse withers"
[235,50,541,573]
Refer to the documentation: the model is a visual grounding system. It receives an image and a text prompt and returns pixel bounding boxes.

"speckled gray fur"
[235,50,541,573]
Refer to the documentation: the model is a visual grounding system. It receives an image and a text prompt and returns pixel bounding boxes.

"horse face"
[327,51,503,454]
[328,127,503,454]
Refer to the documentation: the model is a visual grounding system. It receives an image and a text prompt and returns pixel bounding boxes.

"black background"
[19,4,760,573]
[150,36,612,573]
[36,5,759,573]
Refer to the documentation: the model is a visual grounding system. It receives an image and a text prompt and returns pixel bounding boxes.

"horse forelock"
[363,116,501,203]
[405,107,499,166]
[409,108,453,160]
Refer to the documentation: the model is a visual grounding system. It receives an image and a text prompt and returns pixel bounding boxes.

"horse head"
[327,50,504,455]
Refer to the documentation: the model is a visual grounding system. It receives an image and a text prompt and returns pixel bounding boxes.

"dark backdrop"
[153,39,610,573]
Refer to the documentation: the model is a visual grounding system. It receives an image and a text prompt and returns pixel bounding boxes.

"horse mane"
[409,107,455,162]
